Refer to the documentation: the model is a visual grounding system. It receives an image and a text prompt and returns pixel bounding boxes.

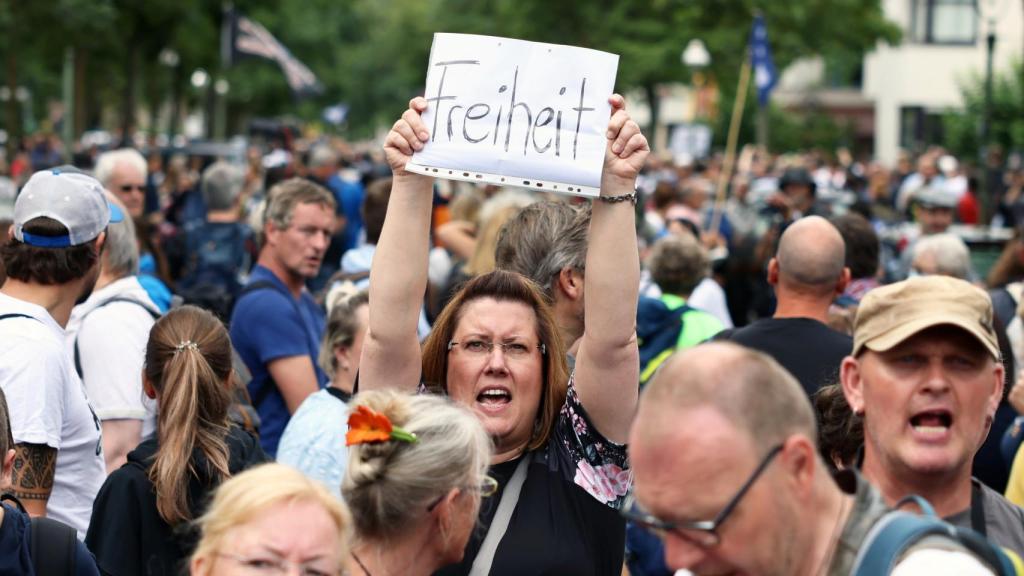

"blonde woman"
[343,391,493,575]
[86,306,268,575]
[190,463,351,576]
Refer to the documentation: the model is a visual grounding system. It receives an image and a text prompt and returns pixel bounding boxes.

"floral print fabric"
[558,373,631,509]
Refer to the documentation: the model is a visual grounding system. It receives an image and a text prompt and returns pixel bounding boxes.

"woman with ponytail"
[86,305,268,575]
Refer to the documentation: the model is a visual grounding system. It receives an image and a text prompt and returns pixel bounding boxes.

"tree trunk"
[120,36,137,147]
[5,50,18,159]
[168,64,182,140]
[643,82,659,144]
[74,50,87,136]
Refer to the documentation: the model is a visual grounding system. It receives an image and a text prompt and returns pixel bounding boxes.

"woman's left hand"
[602,94,650,187]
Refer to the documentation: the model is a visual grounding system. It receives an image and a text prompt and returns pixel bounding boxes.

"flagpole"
[214,2,233,141]
[708,54,752,236]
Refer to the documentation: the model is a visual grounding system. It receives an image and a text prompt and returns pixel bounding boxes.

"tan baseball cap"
[852,275,999,359]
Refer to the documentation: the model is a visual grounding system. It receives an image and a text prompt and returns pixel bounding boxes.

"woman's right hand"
[384,97,431,178]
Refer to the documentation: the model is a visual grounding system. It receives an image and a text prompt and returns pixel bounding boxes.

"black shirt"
[718,317,852,396]
[86,426,268,576]
[434,379,630,576]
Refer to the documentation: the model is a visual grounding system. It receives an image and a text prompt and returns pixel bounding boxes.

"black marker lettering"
[493,105,503,146]
[533,107,554,153]
[426,61,479,142]
[572,78,594,160]
[446,105,464,141]
[463,103,491,143]
[504,67,533,155]
[556,110,562,157]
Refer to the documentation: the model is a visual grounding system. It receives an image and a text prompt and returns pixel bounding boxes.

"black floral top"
[435,373,631,576]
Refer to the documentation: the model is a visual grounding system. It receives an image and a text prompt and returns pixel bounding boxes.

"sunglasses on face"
[119,184,146,193]
[621,443,784,548]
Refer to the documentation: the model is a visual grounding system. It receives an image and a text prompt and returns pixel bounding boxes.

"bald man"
[627,343,1003,575]
[718,216,852,396]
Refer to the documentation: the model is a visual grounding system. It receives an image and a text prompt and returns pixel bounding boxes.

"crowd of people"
[5,90,1024,576]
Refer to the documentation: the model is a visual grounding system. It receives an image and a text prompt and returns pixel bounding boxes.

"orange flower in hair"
[346,405,418,446]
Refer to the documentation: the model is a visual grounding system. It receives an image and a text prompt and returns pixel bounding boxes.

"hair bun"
[344,395,414,488]
[346,441,399,486]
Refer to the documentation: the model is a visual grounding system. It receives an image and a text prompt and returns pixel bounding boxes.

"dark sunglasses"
[119,184,146,192]
[621,443,784,548]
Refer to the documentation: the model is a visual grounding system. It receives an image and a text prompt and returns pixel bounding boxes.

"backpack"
[853,497,1024,575]
[0,494,78,576]
[637,296,692,386]
[73,296,162,379]
[177,222,253,320]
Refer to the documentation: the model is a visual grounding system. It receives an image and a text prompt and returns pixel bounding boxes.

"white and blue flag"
[750,14,777,107]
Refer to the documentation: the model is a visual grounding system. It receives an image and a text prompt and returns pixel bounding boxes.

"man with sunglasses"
[629,342,1002,574]
[841,276,1024,556]
[95,148,149,219]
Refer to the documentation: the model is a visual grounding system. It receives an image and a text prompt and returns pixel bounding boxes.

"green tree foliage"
[943,60,1024,160]
[2,0,900,143]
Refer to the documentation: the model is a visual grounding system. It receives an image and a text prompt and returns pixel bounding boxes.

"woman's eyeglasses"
[427,475,500,511]
[447,339,546,358]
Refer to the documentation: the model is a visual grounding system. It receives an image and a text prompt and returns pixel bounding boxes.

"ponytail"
[145,306,233,525]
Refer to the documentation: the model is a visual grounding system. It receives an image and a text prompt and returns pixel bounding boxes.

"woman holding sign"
[358,92,646,576]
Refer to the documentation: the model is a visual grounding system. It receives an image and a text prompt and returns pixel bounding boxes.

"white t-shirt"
[65,276,159,438]
[0,291,105,538]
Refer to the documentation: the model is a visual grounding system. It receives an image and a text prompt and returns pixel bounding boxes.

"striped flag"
[230,12,323,97]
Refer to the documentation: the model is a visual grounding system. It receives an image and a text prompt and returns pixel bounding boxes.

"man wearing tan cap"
[841,275,1024,555]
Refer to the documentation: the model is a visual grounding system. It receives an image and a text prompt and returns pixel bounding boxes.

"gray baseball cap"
[13,168,125,248]
[914,183,958,209]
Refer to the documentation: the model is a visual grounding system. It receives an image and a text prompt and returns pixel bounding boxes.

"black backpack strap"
[236,280,303,409]
[991,287,1018,327]
[29,516,78,576]
[73,296,162,379]
[0,492,27,513]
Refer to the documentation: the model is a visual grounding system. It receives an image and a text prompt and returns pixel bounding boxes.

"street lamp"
[159,49,181,139]
[214,79,230,141]
[979,0,1009,225]
[682,39,711,121]
[190,69,210,90]
[682,39,711,69]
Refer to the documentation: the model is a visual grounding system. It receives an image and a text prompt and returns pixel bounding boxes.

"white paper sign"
[406,33,619,197]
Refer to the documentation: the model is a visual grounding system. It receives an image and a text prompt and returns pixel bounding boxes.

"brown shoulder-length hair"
[422,269,568,451]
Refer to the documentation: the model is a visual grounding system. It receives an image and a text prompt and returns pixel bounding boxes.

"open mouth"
[910,410,953,434]
[477,387,512,406]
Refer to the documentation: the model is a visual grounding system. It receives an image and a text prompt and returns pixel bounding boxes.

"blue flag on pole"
[751,14,777,107]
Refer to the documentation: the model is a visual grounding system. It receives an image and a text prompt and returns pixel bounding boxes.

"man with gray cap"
[0,168,119,537]
[841,275,1024,555]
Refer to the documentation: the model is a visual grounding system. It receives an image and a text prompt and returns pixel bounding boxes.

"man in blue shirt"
[230,178,336,456]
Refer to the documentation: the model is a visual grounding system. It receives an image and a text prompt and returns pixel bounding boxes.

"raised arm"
[575,95,648,444]
[360,98,435,392]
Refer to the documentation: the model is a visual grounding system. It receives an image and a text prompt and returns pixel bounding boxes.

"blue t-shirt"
[230,265,328,456]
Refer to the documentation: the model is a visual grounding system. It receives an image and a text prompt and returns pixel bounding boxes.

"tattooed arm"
[10,443,56,516]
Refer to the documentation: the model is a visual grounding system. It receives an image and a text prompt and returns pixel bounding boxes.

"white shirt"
[0,291,105,538]
[65,276,159,438]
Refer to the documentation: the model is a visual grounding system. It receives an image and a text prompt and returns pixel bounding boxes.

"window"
[910,0,977,45]
[900,106,946,151]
